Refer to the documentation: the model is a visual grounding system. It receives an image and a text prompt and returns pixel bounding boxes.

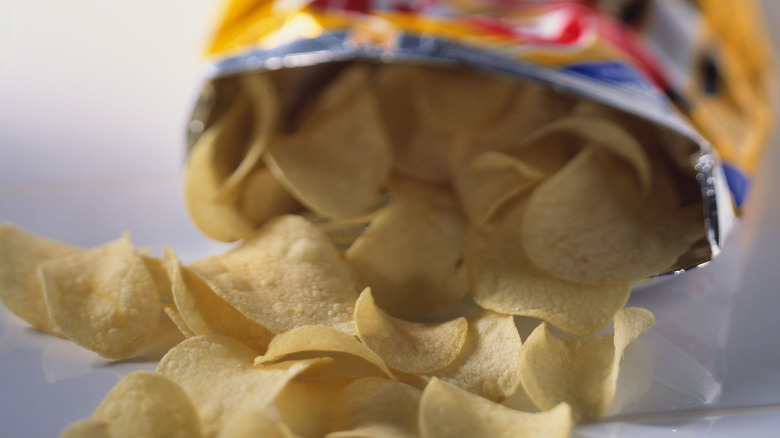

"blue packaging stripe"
[721,163,750,208]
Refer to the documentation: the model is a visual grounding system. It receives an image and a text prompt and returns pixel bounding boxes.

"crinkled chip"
[419,378,572,438]
[166,247,274,353]
[265,87,393,219]
[67,370,203,438]
[184,95,257,242]
[466,195,632,335]
[354,289,468,374]
[157,334,330,437]
[327,377,423,438]
[521,147,698,284]
[188,215,358,335]
[40,233,161,359]
[0,222,82,336]
[346,179,468,318]
[254,324,394,379]
[425,310,523,403]
[519,307,655,422]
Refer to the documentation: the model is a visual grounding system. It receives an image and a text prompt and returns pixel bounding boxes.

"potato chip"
[157,334,330,437]
[346,179,469,318]
[466,195,632,336]
[142,255,174,303]
[265,87,393,219]
[425,310,523,403]
[419,378,572,438]
[511,115,653,192]
[188,215,358,335]
[521,147,699,284]
[238,166,301,225]
[76,370,203,438]
[217,73,280,201]
[165,247,274,353]
[162,304,195,338]
[372,64,455,185]
[216,410,297,438]
[326,377,423,438]
[470,83,574,154]
[413,65,515,132]
[354,289,468,374]
[0,222,82,336]
[255,324,394,380]
[301,63,374,123]
[452,151,546,224]
[184,95,257,242]
[40,234,160,359]
[518,307,655,422]
[275,378,353,438]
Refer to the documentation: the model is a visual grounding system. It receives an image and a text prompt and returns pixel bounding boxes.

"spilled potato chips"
[0,60,712,438]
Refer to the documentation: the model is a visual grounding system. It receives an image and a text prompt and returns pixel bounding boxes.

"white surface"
[2,1,780,437]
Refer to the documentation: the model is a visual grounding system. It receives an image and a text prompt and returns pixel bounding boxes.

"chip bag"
[185,0,775,279]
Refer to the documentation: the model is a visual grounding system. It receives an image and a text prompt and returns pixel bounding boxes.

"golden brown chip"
[85,370,203,438]
[466,196,632,336]
[425,310,523,403]
[188,215,358,335]
[254,324,394,380]
[518,307,655,422]
[346,179,469,319]
[40,234,161,359]
[157,334,330,437]
[521,147,697,284]
[326,377,423,438]
[265,87,393,219]
[0,222,82,336]
[354,289,468,374]
[419,378,572,438]
[166,247,274,353]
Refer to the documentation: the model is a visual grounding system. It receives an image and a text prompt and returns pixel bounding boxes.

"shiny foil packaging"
[188,0,776,275]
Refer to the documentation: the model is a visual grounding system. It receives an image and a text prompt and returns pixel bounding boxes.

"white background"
[2,1,780,436]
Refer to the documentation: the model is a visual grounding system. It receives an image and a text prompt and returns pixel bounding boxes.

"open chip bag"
[1,1,776,437]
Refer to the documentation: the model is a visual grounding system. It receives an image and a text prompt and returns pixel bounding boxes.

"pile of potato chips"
[0,61,709,437]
